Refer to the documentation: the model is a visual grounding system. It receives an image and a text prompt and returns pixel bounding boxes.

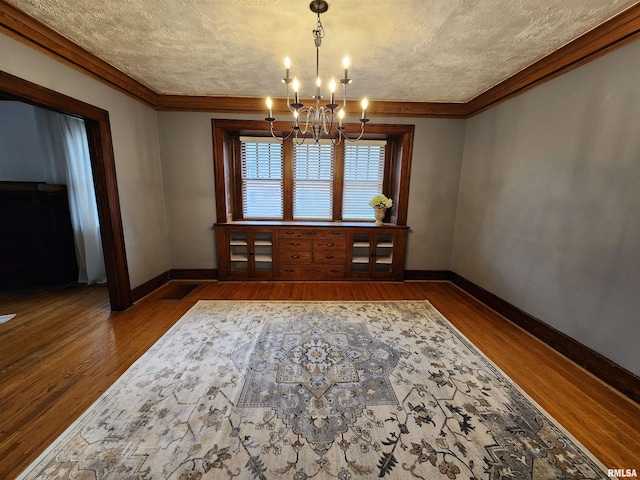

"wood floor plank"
[1,280,638,479]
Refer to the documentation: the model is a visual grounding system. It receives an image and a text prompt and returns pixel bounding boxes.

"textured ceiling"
[5,0,640,103]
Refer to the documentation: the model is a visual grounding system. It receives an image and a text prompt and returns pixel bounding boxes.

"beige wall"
[453,39,640,376]
[156,113,466,271]
[0,33,170,288]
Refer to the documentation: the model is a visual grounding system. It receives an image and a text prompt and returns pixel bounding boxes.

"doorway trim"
[0,70,133,310]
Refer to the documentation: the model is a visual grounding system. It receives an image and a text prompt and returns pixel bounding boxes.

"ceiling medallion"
[265,0,369,144]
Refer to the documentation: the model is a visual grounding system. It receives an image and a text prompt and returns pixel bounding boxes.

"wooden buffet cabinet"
[215,222,408,281]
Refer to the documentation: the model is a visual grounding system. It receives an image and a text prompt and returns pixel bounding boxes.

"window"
[239,138,386,221]
[293,141,334,219]
[240,138,283,219]
[213,120,413,226]
[342,140,386,221]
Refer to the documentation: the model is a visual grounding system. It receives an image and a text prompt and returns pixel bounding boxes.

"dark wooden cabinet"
[0,182,78,289]
[348,229,407,280]
[215,222,408,281]
[277,228,347,280]
[215,226,275,280]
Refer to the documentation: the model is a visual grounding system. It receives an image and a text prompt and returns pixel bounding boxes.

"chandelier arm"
[340,122,367,143]
[343,83,348,109]
[321,107,334,136]
[294,130,310,145]
[297,106,313,136]
[311,106,323,143]
[326,112,342,146]
[268,121,296,142]
[286,84,296,114]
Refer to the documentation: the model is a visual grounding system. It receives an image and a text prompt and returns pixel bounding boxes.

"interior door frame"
[0,70,133,310]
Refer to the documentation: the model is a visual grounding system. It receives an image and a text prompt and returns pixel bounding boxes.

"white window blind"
[342,140,387,220]
[293,141,334,219]
[240,137,283,219]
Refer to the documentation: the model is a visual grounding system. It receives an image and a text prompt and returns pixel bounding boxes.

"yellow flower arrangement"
[369,194,393,209]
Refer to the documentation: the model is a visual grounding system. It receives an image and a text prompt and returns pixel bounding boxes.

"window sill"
[214,220,408,229]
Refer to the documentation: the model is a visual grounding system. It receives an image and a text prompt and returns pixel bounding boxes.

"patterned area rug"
[18,301,612,479]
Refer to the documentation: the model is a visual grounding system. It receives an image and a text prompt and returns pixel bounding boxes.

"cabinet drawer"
[278,229,307,238]
[278,251,312,263]
[279,239,313,251]
[313,251,346,263]
[313,239,346,250]
[279,264,345,278]
[278,229,346,239]
[320,230,346,239]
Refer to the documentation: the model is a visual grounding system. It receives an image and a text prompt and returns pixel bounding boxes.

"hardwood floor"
[1,281,638,478]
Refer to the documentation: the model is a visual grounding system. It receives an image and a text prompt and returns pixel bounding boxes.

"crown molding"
[0,0,158,107]
[466,3,640,116]
[154,94,470,119]
[2,0,639,117]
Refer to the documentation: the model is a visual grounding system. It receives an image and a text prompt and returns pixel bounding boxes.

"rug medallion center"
[233,312,401,446]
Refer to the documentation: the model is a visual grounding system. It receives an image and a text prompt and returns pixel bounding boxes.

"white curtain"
[36,108,107,285]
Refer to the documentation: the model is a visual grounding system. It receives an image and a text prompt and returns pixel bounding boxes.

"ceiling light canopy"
[265,0,369,144]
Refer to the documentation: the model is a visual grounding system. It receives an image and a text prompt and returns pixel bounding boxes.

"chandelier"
[265,0,369,144]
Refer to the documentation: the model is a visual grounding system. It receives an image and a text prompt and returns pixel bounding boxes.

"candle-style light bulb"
[338,108,345,127]
[360,97,368,119]
[342,56,350,79]
[266,96,273,118]
[292,77,299,104]
[329,78,336,105]
[284,57,291,80]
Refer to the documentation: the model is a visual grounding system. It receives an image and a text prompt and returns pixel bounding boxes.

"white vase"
[374,206,386,225]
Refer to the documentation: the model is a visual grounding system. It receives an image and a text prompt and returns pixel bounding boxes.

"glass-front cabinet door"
[350,233,371,278]
[221,228,274,279]
[349,231,395,279]
[252,230,274,277]
[229,230,250,274]
[373,233,394,277]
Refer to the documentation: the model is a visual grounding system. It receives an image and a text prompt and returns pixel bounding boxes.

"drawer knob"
[285,231,295,235]
[331,269,339,273]
[284,269,294,273]
[291,255,300,259]
[292,242,301,246]
[326,255,334,259]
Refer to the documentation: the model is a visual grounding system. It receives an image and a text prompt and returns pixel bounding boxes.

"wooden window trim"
[333,143,344,221]
[212,119,414,226]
